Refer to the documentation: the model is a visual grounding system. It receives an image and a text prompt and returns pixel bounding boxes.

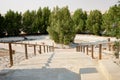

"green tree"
[102,5,120,37]
[72,9,87,33]
[41,7,51,34]
[47,6,75,45]
[33,7,43,34]
[22,10,36,34]
[0,14,5,37]
[86,10,102,35]
[5,10,22,36]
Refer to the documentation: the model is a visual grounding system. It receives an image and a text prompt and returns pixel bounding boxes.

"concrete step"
[2,51,106,80]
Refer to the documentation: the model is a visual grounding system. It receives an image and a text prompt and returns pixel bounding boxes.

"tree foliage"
[72,9,87,33]
[22,7,50,34]
[47,6,75,45]
[4,10,22,36]
[22,10,36,34]
[102,4,120,37]
[0,14,5,37]
[0,5,120,42]
[86,10,102,35]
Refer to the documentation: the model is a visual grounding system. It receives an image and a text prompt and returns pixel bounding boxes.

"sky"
[0,0,118,14]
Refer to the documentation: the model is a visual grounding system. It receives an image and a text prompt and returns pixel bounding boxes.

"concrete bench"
[99,60,120,80]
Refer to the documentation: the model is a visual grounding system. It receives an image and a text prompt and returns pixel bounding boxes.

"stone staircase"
[0,49,106,80]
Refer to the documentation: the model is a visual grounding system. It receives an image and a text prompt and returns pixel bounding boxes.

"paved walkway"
[1,49,105,80]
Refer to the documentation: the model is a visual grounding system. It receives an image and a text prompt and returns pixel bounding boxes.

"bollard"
[9,43,13,67]
[91,45,94,59]
[25,44,28,59]
[99,44,102,60]
[34,45,36,56]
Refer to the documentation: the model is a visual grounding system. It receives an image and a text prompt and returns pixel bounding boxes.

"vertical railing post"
[25,44,28,59]
[112,44,115,51]
[86,45,88,55]
[77,46,79,52]
[108,38,111,51]
[83,46,85,53]
[39,45,41,54]
[49,46,50,52]
[52,46,54,52]
[34,45,36,56]
[81,46,82,52]
[99,44,102,60]
[50,46,52,52]
[44,45,45,53]
[9,43,13,67]
[76,46,78,52]
[91,45,94,59]
[79,46,80,52]
[80,46,82,52]
[79,46,81,52]
[47,45,49,53]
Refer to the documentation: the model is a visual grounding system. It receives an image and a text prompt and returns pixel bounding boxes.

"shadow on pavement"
[1,68,80,80]
[80,67,98,74]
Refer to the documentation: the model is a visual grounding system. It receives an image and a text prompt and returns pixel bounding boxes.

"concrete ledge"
[99,60,120,80]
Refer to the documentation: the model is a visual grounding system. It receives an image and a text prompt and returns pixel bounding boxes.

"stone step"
[1,51,106,80]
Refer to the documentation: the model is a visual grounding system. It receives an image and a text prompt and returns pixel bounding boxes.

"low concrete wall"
[98,60,120,80]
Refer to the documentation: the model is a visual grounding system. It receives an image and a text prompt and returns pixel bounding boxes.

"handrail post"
[108,38,111,51]
[25,44,28,59]
[34,45,36,56]
[47,45,49,53]
[81,46,82,52]
[86,45,88,55]
[52,42,54,52]
[44,45,45,53]
[39,45,41,54]
[99,44,102,60]
[91,45,94,59]
[79,46,80,52]
[49,46,51,52]
[52,46,54,52]
[9,43,13,67]
[83,46,85,53]
[76,46,78,52]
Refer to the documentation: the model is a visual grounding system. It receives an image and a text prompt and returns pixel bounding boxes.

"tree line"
[0,7,50,37]
[0,4,120,44]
